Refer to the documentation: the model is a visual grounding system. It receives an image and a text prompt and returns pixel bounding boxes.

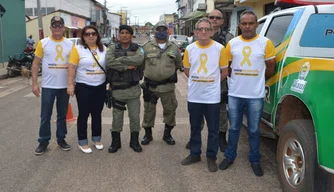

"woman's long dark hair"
[80,25,104,52]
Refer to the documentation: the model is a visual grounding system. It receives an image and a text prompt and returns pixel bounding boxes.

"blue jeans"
[224,96,263,163]
[38,88,69,143]
[188,102,220,160]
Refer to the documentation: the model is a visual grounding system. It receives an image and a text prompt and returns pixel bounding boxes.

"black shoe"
[58,140,71,151]
[141,127,153,145]
[219,132,228,152]
[129,132,142,152]
[207,158,218,172]
[181,155,201,165]
[185,141,190,149]
[219,158,233,170]
[163,125,175,145]
[251,163,264,176]
[109,131,121,153]
[34,142,49,155]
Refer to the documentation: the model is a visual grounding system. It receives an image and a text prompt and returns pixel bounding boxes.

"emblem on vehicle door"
[290,62,310,94]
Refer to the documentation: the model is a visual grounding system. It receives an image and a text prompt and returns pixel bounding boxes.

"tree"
[145,22,153,27]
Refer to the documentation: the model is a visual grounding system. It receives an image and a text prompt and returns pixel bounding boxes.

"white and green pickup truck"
[255,4,334,192]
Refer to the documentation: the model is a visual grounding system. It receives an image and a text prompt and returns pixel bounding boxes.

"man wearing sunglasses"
[32,16,73,155]
[141,21,182,146]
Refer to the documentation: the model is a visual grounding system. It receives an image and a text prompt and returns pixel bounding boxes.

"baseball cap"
[50,16,65,25]
[154,21,168,30]
[119,25,134,35]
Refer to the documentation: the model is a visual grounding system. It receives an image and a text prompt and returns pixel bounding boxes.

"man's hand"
[127,66,137,70]
[32,83,40,97]
[67,84,75,97]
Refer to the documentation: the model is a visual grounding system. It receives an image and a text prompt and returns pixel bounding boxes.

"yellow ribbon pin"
[197,53,208,74]
[55,45,65,62]
[240,46,252,67]
[92,55,100,68]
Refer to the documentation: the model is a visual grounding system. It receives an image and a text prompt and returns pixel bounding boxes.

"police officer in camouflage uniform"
[185,9,234,152]
[141,21,182,145]
[105,25,144,153]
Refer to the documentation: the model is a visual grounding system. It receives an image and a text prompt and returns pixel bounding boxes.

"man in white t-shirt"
[181,18,228,172]
[218,10,276,176]
[31,16,73,155]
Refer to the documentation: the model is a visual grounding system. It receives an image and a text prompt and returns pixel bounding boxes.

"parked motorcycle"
[6,51,41,77]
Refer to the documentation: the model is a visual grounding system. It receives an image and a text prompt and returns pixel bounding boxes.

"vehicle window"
[300,14,334,48]
[265,15,293,47]
[256,20,266,34]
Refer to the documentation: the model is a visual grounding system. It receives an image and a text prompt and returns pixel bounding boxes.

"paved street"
[0,35,282,192]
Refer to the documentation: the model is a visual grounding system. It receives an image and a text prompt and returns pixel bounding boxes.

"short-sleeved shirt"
[68,45,106,86]
[226,35,275,98]
[183,40,228,104]
[35,36,73,89]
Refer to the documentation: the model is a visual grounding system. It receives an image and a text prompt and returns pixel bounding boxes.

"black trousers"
[75,82,106,142]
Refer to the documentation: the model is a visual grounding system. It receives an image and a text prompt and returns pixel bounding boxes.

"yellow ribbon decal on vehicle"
[197,53,208,74]
[240,46,252,67]
[55,45,64,62]
[92,55,100,68]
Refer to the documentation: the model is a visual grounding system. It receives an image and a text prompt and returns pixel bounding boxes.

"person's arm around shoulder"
[32,41,43,97]
[264,39,276,80]
[219,45,229,81]
[183,48,190,78]
[67,46,80,97]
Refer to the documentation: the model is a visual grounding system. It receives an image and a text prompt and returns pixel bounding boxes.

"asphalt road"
[0,35,282,192]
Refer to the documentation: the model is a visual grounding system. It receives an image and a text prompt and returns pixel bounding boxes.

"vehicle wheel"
[277,120,316,192]
[7,62,19,77]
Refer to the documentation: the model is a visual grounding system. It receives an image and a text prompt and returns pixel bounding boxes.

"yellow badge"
[92,54,100,68]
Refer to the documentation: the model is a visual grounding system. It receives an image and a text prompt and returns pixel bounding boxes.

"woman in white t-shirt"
[68,26,107,154]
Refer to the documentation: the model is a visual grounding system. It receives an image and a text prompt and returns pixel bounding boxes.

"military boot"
[108,131,121,153]
[163,124,175,145]
[141,127,153,145]
[219,131,228,152]
[130,132,142,152]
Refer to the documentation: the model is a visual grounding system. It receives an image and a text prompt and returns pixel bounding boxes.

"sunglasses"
[196,28,212,32]
[84,32,97,37]
[51,24,64,29]
[208,16,222,20]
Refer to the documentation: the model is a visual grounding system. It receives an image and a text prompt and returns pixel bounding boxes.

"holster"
[105,89,112,109]
[140,82,158,105]
[220,80,228,104]
[112,98,127,111]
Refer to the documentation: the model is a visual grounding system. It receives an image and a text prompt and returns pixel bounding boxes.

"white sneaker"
[78,145,92,153]
[94,142,104,150]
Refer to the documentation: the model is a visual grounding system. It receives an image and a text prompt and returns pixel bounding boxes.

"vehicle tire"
[277,120,316,192]
[7,62,19,77]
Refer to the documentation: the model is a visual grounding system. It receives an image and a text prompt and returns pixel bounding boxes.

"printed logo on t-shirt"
[240,46,252,67]
[197,53,208,74]
[55,45,65,62]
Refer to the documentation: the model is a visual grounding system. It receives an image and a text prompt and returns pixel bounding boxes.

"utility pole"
[36,0,44,40]
[120,6,127,25]
[103,0,107,37]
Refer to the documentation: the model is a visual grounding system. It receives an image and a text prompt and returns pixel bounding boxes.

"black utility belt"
[112,81,139,90]
[144,74,177,88]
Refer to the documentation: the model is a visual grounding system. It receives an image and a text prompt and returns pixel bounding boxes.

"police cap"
[154,21,168,30]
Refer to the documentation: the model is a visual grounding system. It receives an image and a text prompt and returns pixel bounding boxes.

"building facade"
[0,0,26,63]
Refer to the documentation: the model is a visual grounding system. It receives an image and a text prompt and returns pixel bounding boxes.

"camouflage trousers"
[142,90,178,128]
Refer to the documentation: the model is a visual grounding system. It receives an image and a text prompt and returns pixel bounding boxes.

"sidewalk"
[0,62,8,79]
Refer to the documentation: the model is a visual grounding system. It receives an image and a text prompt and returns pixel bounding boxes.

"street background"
[0,35,282,192]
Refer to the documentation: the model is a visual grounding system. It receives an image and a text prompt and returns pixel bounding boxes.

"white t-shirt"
[226,35,275,98]
[35,36,73,89]
[68,45,107,86]
[183,40,227,104]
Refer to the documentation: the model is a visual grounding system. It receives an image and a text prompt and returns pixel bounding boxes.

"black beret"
[119,25,133,35]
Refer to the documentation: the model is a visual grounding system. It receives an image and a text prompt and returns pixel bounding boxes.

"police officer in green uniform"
[141,21,182,145]
[105,25,144,153]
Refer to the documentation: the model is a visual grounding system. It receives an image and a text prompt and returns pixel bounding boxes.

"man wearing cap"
[32,16,73,155]
[105,25,144,153]
[140,21,182,146]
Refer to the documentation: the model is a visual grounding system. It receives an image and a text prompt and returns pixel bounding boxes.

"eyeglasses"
[196,28,212,32]
[208,16,222,20]
[84,32,97,37]
[51,24,64,29]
